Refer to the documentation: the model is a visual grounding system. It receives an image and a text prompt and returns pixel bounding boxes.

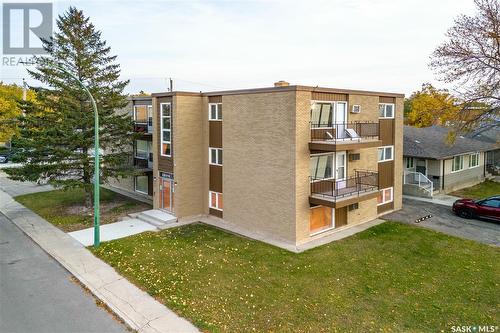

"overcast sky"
[1,0,477,96]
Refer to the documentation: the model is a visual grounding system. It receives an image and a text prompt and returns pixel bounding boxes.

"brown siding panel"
[209,208,223,218]
[311,92,348,101]
[209,121,222,148]
[148,173,153,196]
[209,165,223,192]
[208,95,222,103]
[377,202,394,214]
[379,119,394,146]
[335,207,348,227]
[378,161,394,189]
[379,96,396,104]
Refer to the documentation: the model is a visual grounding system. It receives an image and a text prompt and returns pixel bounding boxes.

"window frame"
[133,105,148,123]
[451,155,464,173]
[377,187,393,206]
[134,175,149,195]
[208,103,222,121]
[135,139,150,160]
[209,147,223,166]
[469,152,480,168]
[378,103,395,119]
[310,152,335,181]
[378,145,394,162]
[406,157,414,169]
[209,191,223,211]
[160,102,172,157]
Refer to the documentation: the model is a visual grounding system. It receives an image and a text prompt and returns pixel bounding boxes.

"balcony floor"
[309,138,382,152]
[309,187,379,208]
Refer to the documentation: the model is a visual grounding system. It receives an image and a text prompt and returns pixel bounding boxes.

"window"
[147,105,153,127]
[452,155,464,172]
[310,154,333,179]
[209,103,222,120]
[378,146,394,162]
[135,140,149,159]
[309,206,333,234]
[135,175,149,194]
[378,103,394,118]
[406,157,414,168]
[377,187,393,206]
[209,148,223,165]
[134,105,148,123]
[469,153,479,168]
[160,103,171,156]
[311,102,333,127]
[209,191,223,210]
[480,199,500,208]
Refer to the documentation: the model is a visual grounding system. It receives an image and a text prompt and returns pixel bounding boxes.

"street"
[0,212,128,333]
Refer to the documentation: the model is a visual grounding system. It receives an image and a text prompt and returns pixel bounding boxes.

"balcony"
[309,122,382,152]
[134,153,153,171]
[309,170,379,208]
[134,118,153,134]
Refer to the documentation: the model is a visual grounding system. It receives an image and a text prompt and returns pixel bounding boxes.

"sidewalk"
[402,193,460,207]
[0,188,199,333]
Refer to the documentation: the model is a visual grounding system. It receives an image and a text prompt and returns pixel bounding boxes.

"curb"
[0,189,199,333]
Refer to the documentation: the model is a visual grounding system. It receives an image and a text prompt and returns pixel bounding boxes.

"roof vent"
[274,80,290,87]
[415,140,421,144]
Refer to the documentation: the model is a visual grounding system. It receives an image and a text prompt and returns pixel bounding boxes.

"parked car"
[452,196,500,222]
[0,153,9,163]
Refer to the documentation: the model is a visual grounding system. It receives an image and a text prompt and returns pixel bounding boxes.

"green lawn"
[91,222,499,332]
[15,187,151,232]
[450,180,500,200]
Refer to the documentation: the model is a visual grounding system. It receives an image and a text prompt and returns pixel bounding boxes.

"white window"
[135,140,149,159]
[135,175,149,194]
[311,102,333,127]
[452,155,464,172]
[377,187,393,206]
[310,153,334,180]
[209,148,223,165]
[406,157,414,168]
[378,146,394,162]
[209,103,222,120]
[378,103,395,119]
[469,153,479,168]
[209,191,223,211]
[160,103,171,157]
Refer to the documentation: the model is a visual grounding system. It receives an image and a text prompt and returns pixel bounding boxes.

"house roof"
[404,125,495,160]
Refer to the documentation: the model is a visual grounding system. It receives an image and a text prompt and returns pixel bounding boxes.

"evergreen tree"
[7,7,134,208]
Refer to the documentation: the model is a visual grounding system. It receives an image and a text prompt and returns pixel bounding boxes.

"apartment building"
[147,81,403,246]
[107,95,154,201]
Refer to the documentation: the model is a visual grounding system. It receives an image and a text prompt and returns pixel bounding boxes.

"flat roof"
[151,85,404,98]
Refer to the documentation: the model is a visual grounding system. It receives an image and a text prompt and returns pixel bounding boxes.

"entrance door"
[159,173,174,212]
[335,102,348,139]
[335,151,347,193]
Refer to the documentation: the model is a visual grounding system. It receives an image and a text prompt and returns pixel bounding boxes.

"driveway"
[384,198,500,246]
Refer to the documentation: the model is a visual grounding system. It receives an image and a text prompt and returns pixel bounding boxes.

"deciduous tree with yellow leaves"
[0,82,37,143]
[405,83,460,127]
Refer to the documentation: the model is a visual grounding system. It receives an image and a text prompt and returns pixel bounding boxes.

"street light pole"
[21,62,101,247]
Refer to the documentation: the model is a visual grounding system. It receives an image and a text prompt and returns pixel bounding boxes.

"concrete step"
[134,209,177,229]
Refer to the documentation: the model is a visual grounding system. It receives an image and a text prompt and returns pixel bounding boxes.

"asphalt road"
[0,212,129,333]
[384,198,500,246]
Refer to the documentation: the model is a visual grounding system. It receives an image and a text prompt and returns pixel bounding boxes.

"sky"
[1,0,478,96]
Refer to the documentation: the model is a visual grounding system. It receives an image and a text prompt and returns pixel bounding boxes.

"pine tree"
[7,7,134,208]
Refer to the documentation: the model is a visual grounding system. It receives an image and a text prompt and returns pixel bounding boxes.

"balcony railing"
[133,153,153,170]
[310,122,379,142]
[134,118,153,134]
[310,170,378,200]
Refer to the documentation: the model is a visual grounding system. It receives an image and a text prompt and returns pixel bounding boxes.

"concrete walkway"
[0,188,199,333]
[68,218,158,246]
[403,193,460,207]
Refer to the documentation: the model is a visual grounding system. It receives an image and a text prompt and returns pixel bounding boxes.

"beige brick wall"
[393,97,404,210]
[347,94,379,123]
[347,197,378,225]
[222,91,297,243]
[347,146,378,176]
[295,90,312,243]
[172,95,205,217]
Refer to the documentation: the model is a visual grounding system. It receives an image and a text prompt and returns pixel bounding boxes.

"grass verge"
[450,180,500,200]
[15,187,151,232]
[91,222,499,332]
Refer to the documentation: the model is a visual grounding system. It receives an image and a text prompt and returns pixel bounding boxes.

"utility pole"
[169,78,173,92]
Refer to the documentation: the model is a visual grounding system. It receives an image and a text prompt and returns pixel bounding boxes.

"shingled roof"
[403,126,494,160]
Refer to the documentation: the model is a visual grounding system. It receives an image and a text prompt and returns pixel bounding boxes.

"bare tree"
[430,0,500,133]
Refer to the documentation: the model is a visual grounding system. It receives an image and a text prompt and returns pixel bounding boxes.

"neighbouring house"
[131,81,404,247]
[403,125,494,197]
[465,122,500,175]
[106,95,153,203]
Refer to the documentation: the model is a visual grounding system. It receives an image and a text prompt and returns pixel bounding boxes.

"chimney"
[274,80,290,87]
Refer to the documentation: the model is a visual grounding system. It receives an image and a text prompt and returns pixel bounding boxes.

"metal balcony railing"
[310,170,378,200]
[134,118,153,134]
[310,122,379,142]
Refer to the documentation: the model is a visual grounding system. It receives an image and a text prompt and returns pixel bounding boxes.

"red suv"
[452,196,500,222]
